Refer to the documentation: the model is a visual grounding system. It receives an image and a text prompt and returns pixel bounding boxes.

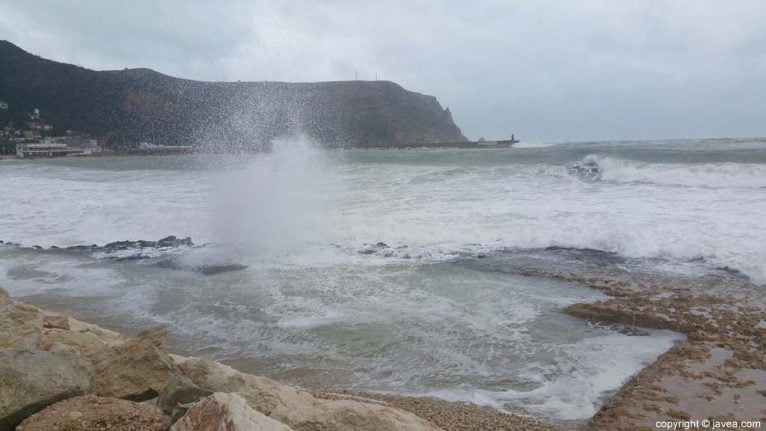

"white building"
[0,100,8,110]
[16,142,71,158]
[16,137,101,158]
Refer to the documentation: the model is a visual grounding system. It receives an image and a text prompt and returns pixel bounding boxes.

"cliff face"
[0,41,466,148]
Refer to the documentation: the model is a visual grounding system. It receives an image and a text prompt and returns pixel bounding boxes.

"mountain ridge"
[0,41,466,148]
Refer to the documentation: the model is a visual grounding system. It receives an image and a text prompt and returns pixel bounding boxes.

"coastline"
[2,265,763,430]
[0,285,555,431]
[552,271,765,430]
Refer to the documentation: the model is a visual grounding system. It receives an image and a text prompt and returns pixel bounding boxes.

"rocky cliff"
[0,41,466,148]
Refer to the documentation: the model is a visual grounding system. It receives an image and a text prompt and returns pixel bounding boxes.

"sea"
[2,136,765,421]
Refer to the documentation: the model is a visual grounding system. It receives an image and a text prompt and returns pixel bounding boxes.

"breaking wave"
[570,155,766,188]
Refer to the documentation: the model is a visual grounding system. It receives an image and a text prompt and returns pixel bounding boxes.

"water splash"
[212,134,336,257]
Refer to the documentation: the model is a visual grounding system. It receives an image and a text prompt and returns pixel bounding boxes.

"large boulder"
[0,289,43,350]
[15,395,169,431]
[92,326,176,400]
[40,315,126,362]
[176,357,314,415]
[67,316,125,346]
[41,327,115,362]
[0,348,92,431]
[175,357,441,431]
[171,392,294,431]
[157,374,213,423]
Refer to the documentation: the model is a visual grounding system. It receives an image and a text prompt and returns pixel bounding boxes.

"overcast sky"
[1,0,765,141]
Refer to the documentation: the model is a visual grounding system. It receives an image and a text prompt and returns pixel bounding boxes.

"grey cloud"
[1,0,765,141]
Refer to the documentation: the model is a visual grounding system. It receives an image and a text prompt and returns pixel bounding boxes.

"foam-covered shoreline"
[0,285,556,431]
[2,263,764,431]
[559,275,765,429]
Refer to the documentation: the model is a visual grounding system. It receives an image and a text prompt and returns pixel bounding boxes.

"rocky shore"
[559,272,766,430]
[2,267,764,430]
[0,286,553,431]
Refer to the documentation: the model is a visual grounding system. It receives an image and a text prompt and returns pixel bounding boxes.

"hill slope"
[0,41,466,148]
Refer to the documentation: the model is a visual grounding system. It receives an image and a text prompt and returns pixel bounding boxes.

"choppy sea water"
[2,137,765,420]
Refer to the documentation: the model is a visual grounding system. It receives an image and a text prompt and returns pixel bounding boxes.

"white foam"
[425,331,683,419]
[0,141,763,420]
[512,141,557,148]
[582,154,766,188]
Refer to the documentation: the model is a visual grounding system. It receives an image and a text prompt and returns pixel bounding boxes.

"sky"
[1,0,765,141]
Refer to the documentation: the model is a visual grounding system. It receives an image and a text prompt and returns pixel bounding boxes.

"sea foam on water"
[0,138,763,420]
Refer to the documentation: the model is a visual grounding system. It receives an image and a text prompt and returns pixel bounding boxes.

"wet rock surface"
[1,236,253,275]
[547,269,766,429]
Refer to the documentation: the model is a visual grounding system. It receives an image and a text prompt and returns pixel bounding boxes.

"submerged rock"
[16,395,169,431]
[171,392,294,431]
[196,263,249,275]
[92,326,176,400]
[101,236,193,251]
[52,236,196,257]
[0,348,92,431]
[359,242,392,255]
[175,357,441,431]
[155,260,249,275]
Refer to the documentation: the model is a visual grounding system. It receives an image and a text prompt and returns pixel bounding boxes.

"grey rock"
[92,326,176,401]
[171,392,294,431]
[156,374,213,423]
[16,395,169,431]
[0,348,92,431]
[0,291,43,350]
[175,357,440,431]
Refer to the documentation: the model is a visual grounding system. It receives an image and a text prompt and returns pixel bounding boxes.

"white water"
[581,154,766,188]
[1,137,764,419]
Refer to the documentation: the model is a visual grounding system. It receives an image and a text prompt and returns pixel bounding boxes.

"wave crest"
[570,155,766,188]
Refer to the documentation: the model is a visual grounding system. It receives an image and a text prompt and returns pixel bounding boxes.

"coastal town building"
[15,136,101,158]
[16,141,72,158]
[27,108,53,132]
[0,100,8,110]
[0,106,102,158]
[22,130,42,139]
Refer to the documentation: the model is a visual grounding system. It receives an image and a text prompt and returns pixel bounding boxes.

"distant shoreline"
[2,140,523,160]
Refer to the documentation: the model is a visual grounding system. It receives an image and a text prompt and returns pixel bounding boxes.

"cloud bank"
[1,0,765,141]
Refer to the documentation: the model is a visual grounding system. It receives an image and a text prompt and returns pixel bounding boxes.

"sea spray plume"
[212,134,336,257]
